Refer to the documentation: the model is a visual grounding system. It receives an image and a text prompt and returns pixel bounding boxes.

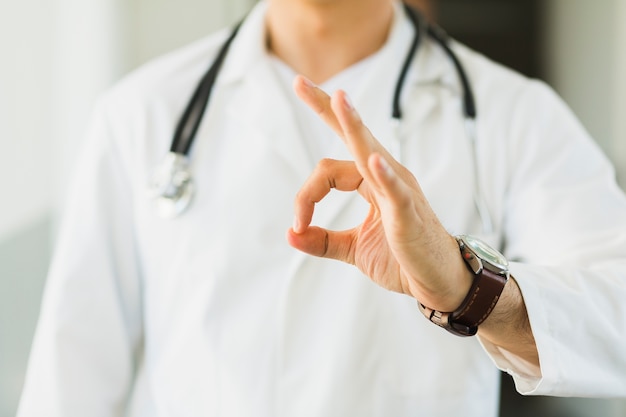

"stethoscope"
[149,3,493,234]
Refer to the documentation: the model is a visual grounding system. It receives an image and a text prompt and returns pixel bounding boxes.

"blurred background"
[0,0,624,416]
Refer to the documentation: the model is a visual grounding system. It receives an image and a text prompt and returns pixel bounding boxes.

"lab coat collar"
[215,1,269,88]
[222,61,315,181]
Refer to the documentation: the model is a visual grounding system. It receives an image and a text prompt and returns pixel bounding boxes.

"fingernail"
[378,156,394,178]
[293,216,301,233]
[302,76,316,88]
[343,92,355,111]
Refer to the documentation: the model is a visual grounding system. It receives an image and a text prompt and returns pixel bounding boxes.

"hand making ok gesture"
[286,75,473,313]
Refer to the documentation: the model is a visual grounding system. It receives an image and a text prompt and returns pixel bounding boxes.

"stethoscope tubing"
[170,21,243,156]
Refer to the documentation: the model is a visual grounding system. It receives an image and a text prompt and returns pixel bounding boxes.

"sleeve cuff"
[478,336,543,394]
[477,261,559,395]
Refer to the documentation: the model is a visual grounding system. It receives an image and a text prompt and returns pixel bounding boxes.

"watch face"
[460,235,509,270]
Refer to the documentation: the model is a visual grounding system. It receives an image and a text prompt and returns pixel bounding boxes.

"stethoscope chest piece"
[149,152,194,218]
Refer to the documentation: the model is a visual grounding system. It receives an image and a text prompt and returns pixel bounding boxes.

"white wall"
[129,0,254,67]
[50,0,131,221]
[0,1,55,239]
[543,0,626,186]
[613,0,626,187]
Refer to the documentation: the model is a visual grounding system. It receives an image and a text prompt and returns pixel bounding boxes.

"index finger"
[330,89,396,182]
[293,75,344,138]
[293,76,398,186]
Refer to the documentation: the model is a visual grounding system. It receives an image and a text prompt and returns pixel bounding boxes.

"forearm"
[478,277,540,370]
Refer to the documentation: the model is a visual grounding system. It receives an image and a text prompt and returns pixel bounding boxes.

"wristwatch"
[417,235,509,337]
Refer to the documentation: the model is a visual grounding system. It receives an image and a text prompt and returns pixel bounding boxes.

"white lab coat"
[18,2,626,416]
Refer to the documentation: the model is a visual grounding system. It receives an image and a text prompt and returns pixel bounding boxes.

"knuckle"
[318,158,335,170]
[397,191,413,208]
[317,105,329,117]
[322,231,330,257]
[294,188,305,202]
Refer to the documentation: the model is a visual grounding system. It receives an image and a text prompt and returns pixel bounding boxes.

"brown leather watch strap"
[417,267,508,337]
[451,267,508,329]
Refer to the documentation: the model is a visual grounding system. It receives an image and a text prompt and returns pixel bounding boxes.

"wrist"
[416,235,473,312]
[417,235,510,337]
[446,247,476,311]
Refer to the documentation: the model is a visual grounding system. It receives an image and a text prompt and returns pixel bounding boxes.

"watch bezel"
[457,234,509,273]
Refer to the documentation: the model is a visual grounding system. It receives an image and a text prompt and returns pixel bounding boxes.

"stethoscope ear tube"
[427,24,476,120]
[394,4,477,122]
[393,3,423,121]
[170,21,243,156]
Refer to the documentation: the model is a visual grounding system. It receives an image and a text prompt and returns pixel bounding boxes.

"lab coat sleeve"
[479,80,626,397]
[17,97,143,417]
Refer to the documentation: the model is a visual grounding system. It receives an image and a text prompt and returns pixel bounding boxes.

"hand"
[286,76,473,312]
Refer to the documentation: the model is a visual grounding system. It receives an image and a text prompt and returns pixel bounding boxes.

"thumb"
[286,226,356,265]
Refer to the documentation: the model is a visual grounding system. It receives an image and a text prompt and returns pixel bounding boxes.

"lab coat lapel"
[216,2,314,181]
[224,63,314,180]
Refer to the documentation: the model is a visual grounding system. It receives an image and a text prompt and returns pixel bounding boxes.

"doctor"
[18,0,626,417]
